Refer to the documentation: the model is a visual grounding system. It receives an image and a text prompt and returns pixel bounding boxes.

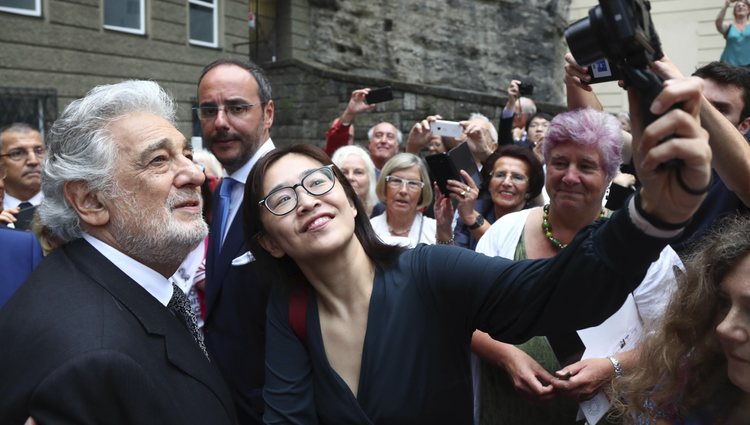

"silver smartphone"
[430,120,463,138]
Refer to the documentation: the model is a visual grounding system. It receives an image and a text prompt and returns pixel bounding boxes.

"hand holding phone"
[365,86,394,105]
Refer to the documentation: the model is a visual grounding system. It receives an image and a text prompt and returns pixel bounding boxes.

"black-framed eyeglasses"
[385,175,424,192]
[192,102,263,121]
[0,146,46,162]
[259,165,337,216]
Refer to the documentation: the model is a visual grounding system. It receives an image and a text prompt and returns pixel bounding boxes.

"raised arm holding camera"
[498,80,537,148]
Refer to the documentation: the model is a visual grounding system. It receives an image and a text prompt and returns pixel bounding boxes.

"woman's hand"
[433,183,455,241]
[552,357,615,401]
[0,207,19,226]
[444,170,480,223]
[500,347,558,402]
[406,115,441,154]
[564,52,593,92]
[630,76,712,226]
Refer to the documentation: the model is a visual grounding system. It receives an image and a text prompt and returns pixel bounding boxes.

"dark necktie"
[15,202,34,231]
[167,283,210,360]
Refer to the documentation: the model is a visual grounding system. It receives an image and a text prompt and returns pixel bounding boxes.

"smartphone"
[425,153,460,195]
[365,86,394,104]
[430,120,463,138]
[425,142,479,194]
[518,81,534,96]
[586,58,622,84]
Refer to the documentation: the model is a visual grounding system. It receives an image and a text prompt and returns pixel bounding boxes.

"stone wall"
[266,58,565,150]
[298,0,572,106]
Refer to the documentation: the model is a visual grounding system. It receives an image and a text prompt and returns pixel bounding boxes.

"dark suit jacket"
[204,180,273,425]
[0,239,238,425]
[0,227,43,308]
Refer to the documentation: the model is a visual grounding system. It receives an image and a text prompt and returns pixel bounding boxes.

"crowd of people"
[0,31,748,425]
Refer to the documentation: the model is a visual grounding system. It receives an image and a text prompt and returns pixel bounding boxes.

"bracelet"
[608,356,623,378]
[436,235,454,245]
[675,167,712,196]
[634,191,690,231]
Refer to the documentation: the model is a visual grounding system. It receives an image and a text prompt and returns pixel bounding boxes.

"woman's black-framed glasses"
[259,165,337,216]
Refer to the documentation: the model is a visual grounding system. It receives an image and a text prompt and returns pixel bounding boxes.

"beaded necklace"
[542,204,606,250]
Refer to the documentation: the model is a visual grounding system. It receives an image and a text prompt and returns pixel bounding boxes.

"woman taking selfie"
[242,78,710,425]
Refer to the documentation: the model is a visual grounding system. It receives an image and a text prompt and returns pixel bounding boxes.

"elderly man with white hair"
[0,80,237,425]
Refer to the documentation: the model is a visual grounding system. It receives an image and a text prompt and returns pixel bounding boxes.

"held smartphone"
[425,141,479,195]
[365,86,394,104]
[430,120,464,138]
[425,153,458,195]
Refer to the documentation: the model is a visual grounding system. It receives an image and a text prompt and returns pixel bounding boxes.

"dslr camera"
[565,0,679,168]
[565,0,663,87]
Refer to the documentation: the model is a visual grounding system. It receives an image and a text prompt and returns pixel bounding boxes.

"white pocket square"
[232,251,255,266]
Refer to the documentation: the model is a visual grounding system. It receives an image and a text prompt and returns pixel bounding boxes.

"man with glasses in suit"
[195,58,276,425]
[0,123,45,230]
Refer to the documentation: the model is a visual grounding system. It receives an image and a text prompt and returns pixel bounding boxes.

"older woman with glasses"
[369,153,436,247]
[436,144,544,251]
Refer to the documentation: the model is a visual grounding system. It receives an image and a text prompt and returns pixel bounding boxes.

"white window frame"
[0,0,41,17]
[103,0,146,35]
[188,0,218,48]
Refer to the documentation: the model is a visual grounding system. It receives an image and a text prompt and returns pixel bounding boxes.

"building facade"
[0,0,250,139]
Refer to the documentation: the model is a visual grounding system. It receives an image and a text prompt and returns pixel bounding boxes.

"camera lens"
[564,6,606,66]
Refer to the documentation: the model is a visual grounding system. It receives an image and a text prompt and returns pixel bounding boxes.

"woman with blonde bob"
[370,152,435,247]
[613,215,750,424]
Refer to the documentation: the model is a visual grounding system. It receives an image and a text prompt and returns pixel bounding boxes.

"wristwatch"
[467,214,485,230]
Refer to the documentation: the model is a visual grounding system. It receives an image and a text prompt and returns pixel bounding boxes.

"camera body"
[565,0,663,86]
[565,0,681,170]
[518,82,534,96]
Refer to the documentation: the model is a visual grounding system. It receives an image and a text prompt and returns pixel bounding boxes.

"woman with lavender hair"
[473,108,682,424]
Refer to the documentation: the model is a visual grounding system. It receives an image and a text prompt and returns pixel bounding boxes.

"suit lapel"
[64,240,236,415]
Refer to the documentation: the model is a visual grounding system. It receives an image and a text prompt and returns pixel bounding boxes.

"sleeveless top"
[720,24,750,67]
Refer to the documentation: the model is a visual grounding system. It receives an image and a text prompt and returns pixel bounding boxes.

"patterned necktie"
[215,178,235,252]
[167,283,210,360]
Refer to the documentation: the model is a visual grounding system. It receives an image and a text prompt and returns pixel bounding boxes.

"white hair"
[367,122,403,145]
[331,145,379,211]
[39,80,176,242]
[468,112,499,143]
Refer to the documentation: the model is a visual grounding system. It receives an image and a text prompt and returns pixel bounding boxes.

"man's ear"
[256,232,285,259]
[738,116,750,136]
[263,100,275,132]
[63,181,110,227]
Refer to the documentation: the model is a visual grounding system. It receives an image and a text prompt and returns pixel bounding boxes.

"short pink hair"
[543,107,623,180]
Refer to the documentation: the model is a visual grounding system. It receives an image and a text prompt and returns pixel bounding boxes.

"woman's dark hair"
[481,144,545,199]
[243,144,403,287]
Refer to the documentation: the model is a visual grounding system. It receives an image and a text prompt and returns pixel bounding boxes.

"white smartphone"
[430,120,463,138]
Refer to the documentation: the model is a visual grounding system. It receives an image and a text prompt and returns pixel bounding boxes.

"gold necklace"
[542,204,606,250]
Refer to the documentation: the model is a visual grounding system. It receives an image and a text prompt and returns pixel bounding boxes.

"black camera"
[565,0,663,84]
[565,0,679,169]
[518,82,534,96]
